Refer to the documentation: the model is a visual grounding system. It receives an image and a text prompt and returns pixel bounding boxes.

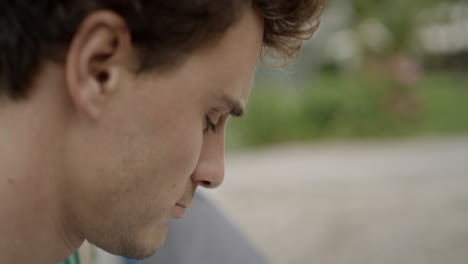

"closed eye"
[203,110,223,133]
[203,115,217,133]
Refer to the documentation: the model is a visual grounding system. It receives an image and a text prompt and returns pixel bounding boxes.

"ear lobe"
[65,11,132,120]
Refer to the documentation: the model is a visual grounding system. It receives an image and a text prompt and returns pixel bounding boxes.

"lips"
[174,189,194,218]
[173,204,187,219]
[176,203,190,208]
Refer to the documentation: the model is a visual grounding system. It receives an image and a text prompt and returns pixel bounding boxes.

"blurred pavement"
[206,136,468,264]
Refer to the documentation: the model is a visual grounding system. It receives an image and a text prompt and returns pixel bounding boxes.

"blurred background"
[206,0,468,263]
[228,0,468,148]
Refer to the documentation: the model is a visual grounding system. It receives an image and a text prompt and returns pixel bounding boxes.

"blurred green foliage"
[226,72,468,150]
[350,0,459,50]
[225,0,468,150]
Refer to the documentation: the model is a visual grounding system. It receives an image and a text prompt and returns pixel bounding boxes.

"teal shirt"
[60,251,80,264]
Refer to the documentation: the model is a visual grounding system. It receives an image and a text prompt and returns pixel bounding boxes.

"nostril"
[201,180,211,187]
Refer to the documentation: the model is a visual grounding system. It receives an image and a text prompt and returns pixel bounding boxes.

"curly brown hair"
[255,0,325,60]
[0,0,326,99]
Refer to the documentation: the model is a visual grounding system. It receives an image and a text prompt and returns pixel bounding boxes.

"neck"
[0,77,83,263]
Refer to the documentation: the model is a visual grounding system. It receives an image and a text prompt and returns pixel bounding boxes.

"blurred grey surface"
[207,136,468,264]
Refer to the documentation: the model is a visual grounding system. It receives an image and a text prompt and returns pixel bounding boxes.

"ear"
[65,10,134,119]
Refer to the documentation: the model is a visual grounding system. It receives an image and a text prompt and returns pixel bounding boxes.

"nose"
[191,127,226,189]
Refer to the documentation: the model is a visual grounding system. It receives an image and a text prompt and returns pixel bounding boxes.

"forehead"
[137,7,264,109]
[189,7,264,101]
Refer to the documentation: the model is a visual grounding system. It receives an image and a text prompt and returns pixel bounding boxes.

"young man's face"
[61,7,264,259]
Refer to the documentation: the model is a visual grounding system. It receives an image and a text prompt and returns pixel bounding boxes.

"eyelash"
[204,116,217,133]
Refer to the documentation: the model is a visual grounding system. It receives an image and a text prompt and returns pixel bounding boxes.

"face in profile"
[61,7,264,259]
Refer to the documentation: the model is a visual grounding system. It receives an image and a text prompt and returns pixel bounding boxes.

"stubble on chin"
[109,221,168,260]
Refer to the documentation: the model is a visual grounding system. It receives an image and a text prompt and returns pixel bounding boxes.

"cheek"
[157,120,203,180]
[118,113,203,202]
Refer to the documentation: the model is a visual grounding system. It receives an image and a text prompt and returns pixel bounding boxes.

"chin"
[118,246,162,260]
[111,233,167,260]
[98,221,169,260]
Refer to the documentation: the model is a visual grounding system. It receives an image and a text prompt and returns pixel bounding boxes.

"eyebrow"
[221,95,245,117]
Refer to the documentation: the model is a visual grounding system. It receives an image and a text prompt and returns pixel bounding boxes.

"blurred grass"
[226,72,468,150]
